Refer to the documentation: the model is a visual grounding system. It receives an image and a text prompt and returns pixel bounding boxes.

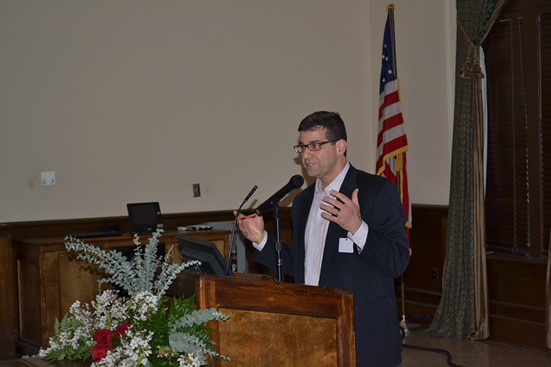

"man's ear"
[337,139,347,156]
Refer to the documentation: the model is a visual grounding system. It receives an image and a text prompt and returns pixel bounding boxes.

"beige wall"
[370,0,456,207]
[0,1,455,222]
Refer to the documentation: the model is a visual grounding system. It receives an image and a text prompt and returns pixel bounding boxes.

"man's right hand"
[234,211,265,244]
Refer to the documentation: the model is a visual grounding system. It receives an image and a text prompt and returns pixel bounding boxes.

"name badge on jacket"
[339,238,354,253]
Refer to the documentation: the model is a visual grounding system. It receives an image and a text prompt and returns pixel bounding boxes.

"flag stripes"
[376,6,411,241]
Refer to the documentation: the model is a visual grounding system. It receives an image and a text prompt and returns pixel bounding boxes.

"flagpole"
[396,167,409,334]
[400,275,408,334]
[386,2,410,335]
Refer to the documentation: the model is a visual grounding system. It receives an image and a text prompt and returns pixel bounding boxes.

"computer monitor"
[127,202,164,234]
[177,234,233,276]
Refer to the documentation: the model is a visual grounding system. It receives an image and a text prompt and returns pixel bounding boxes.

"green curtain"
[425,0,503,339]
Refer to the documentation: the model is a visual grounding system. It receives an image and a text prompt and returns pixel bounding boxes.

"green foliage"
[147,296,230,366]
[64,229,198,298]
[43,315,92,363]
[168,297,231,364]
[132,298,170,367]
[168,295,197,325]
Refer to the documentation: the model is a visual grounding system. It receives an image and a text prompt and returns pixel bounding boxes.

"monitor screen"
[127,202,164,234]
[177,234,233,276]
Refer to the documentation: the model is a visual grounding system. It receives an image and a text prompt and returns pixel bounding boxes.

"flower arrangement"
[39,229,230,367]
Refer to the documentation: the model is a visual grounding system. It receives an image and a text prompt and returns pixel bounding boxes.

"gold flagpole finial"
[387,3,395,11]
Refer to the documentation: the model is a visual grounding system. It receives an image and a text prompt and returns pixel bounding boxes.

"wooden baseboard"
[15,338,40,358]
[0,334,15,360]
[396,286,442,325]
[489,315,546,350]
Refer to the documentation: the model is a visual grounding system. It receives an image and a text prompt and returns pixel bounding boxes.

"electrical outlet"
[192,183,201,197]
[41,171,56,186]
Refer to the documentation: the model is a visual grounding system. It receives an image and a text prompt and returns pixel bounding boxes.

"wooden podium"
[168,271,356,367]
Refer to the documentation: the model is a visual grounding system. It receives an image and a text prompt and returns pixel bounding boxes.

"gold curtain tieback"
[457,17,485,80]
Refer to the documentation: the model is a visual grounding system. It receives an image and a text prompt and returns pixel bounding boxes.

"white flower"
[129,291,159,321]
[178,352,201,367]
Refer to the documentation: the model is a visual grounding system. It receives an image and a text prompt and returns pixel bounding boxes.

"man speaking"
[236,111,410,366]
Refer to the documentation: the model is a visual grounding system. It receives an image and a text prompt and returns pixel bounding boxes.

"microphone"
[255,175,304,216]
[226,185,258,275]
[241,185,258,204]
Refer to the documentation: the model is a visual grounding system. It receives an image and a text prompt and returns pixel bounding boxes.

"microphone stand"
[274,204,283,282]
[225,218,239,276]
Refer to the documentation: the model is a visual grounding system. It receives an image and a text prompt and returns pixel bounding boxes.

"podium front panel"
[170,272,356,367]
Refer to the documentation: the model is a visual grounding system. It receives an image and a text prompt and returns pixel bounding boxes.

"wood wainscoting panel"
[396,205,448,323]
[17,260,42,352]
[487,253,547,349]
[0,224,16,360]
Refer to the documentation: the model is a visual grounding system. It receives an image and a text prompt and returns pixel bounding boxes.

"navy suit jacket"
[253,165,410,367]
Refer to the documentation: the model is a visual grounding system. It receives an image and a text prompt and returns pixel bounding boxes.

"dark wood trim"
[6,211,236,240]
[5,208,292,240]
[0,224,16,360]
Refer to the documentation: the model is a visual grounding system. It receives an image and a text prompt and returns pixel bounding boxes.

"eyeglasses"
[294,139,338,153]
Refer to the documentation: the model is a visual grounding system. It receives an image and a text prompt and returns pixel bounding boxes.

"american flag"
[376,5,411,239]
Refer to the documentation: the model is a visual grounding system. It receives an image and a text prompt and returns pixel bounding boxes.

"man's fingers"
[351,188,359,206]
[329,190,350,204]
[320,203,340,216]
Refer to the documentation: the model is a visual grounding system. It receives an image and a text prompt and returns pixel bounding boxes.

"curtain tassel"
[458,17,485,80]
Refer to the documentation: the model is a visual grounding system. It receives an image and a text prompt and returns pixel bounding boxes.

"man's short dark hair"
[298,111,347,142]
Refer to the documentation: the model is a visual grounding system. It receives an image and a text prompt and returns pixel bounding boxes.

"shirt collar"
[314,161,350,195]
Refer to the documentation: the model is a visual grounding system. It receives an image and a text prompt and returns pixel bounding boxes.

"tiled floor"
[400,326,551,366]
[3,330,551,366]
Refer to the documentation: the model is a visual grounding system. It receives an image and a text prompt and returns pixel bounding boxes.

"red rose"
[92,345,108,362]
[92,329,114,362]
[114,322,130,339]
[94,329,114,348]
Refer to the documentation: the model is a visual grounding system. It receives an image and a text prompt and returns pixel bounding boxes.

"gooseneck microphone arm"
[226,185,258,275]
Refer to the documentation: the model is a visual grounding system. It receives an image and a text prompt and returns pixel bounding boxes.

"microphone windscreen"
[290,175,304,189]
